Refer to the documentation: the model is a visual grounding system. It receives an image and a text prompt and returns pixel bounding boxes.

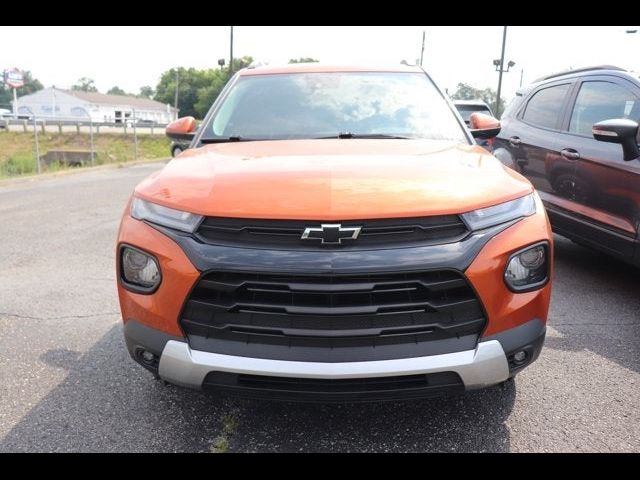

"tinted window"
[501,93,525,119]
[522,84,570,129]
[569,81,639,136]
[455,104,492,122]
[205,72,467,142]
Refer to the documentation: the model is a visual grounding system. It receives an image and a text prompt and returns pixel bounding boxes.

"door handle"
[561,148,580,161]
[509,136,521,147]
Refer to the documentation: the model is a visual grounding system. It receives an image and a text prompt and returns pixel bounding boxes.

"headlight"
[504,242,549,292]
[461,193,536,231]
[120,246,161,292]
[131,197,203,233]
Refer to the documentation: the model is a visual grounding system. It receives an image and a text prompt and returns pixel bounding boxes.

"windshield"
[202,72,468,142]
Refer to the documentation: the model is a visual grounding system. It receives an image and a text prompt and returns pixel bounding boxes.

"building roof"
[239,63,424,76]
[60,89,175,111]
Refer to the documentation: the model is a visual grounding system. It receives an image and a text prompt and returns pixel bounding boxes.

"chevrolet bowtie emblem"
[301,224,362,245]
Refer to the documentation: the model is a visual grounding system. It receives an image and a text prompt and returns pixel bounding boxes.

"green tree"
[107,86,126,95]
[0,85,13,109]
[154,67,209,118]
[230,56,254,72]
[193,75,227,119]
[138,85,154,98]
[155,57,253,119]
[72,77,98,92]
[288,57,320,63]
[18,71,43,96]
[193,56,254,117]
[0,70,43,109]
[450,82,506,116]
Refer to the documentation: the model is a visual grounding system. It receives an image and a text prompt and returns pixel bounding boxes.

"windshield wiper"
[200,136,256,143]
[316,133,414,140]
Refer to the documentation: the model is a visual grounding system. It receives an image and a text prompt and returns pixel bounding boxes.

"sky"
[2,26,639,103]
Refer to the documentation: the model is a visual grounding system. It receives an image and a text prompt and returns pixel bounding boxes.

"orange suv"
[116,64,552,402]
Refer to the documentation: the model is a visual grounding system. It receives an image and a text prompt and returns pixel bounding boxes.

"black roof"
[533,65,626,83]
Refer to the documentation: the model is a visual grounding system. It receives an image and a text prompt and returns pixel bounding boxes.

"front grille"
[202,371,464,402]
[180,270,486,362]
[195,216,468,249]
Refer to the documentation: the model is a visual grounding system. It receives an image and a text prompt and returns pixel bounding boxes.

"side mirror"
[469,112,501,139]
[166,116,197,141]
[592,118,639,161]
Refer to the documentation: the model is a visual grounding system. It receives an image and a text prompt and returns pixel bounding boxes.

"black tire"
[171,145,183,157]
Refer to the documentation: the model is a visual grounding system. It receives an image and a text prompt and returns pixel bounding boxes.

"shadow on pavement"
[0,325,232,452]
[545,235,640,372]
[1,325,517,452]
[225,380,516,452]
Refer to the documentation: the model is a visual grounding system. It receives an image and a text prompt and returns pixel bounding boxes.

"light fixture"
[120,245,161,292]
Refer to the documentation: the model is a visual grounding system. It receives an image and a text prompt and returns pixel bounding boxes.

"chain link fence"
[0,109,171,177]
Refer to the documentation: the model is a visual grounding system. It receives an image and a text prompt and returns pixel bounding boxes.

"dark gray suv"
[493,65,640,266]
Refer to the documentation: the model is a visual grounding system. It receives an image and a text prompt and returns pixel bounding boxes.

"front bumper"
[124,318,545,401]
[159,338,509,389]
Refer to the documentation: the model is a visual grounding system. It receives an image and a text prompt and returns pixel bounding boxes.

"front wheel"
[171,145,184,157]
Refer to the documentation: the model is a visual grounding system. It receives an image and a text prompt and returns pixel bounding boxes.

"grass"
[210,413,239,453]
[0,131,171,177]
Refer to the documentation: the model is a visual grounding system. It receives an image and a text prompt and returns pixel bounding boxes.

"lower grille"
[202,371,464,402]
[180,270,486,362]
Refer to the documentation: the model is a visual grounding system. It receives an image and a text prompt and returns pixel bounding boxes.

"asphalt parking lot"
[1,161,639,452]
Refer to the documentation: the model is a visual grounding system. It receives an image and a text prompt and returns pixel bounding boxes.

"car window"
[501,93,524,119]
[522,84,571,129]
[205,72,468,143]
[455,105,492,122]
[569,81,640,136]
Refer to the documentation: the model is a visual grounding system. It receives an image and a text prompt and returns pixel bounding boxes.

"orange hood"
[134,139,533,220]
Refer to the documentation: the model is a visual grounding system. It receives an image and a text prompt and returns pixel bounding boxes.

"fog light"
[135,348,158,368]
[505,242,548,292]
[121,246,161,291]
[513,351,527,363]
[142,351,155,363]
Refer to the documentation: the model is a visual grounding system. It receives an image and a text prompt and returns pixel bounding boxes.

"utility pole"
[419,31,426,66]
[229,26,234,75]
[495,26,508,116]
[12,88,18,118]
[174,69,179,112]
[520,68,524,88]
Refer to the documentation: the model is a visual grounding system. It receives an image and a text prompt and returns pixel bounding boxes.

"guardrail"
[0,114,171,176]
[0,118,167,135]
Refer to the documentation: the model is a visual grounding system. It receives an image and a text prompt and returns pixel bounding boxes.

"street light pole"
[495,26,508,116]
[419,31,426,66]
[520,68,524,88]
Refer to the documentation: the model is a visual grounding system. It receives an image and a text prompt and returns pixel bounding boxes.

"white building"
[15,87,178,124]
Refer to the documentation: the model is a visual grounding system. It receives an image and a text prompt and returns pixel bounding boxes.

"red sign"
[3,68,24,89]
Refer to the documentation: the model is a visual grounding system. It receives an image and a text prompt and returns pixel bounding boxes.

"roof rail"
[534,65,626,83]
